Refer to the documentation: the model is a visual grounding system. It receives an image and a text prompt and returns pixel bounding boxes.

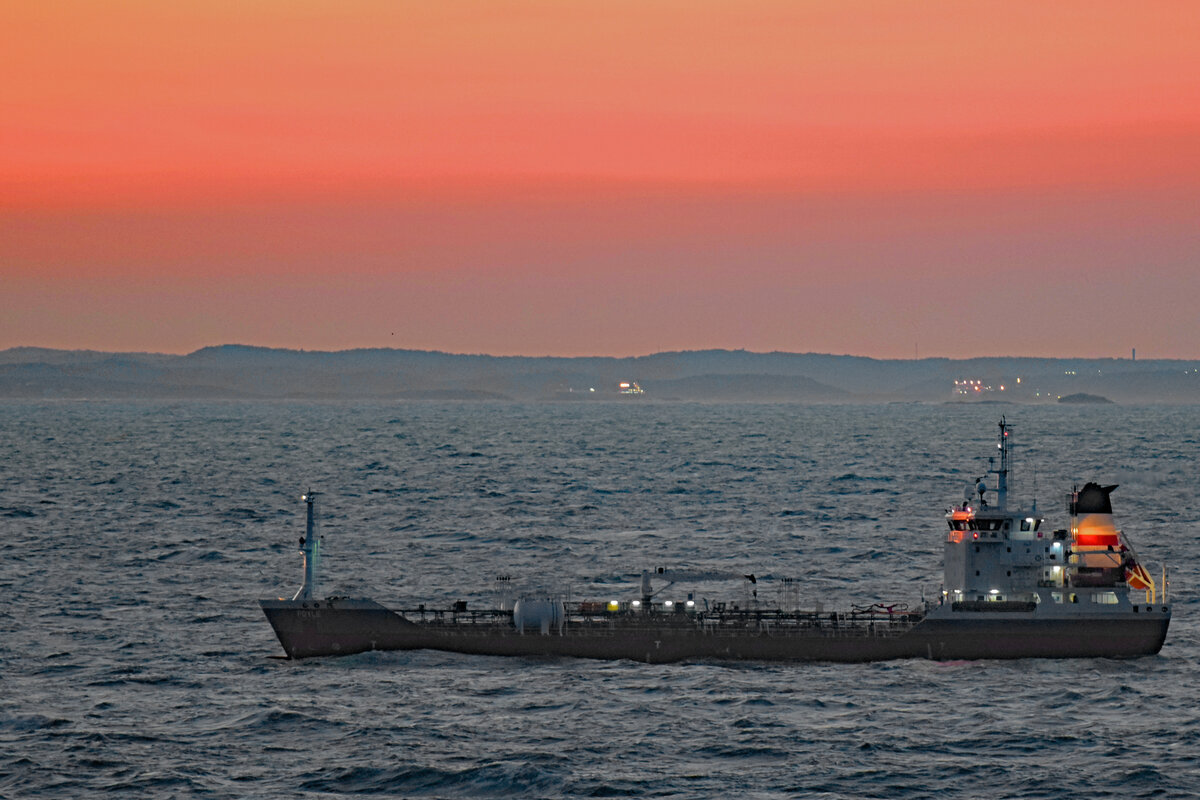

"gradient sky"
[3,1,1199,358]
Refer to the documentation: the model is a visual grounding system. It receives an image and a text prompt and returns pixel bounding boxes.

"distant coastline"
[1,345,1196,404]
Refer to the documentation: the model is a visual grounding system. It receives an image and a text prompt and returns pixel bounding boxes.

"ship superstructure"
[259,420,1170,662]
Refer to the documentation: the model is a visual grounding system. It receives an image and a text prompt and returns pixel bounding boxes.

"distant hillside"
[1,345,1197,403]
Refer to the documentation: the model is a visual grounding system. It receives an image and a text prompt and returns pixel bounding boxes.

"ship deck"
[394,605,925,638]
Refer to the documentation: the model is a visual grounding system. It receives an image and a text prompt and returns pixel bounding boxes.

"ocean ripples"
[1,402,1198,798]
[0,714,71,733]
[299,760,568,797]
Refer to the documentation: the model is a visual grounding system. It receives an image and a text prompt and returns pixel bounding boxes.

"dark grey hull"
[259,599,1170,663]
[912,615,1169,660]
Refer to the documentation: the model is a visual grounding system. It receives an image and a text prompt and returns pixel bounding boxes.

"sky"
[3,1,1199,359]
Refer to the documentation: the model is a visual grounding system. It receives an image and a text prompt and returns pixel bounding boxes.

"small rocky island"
[1058,393,1114,404]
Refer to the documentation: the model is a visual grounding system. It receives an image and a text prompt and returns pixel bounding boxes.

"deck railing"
[397,604,925,638]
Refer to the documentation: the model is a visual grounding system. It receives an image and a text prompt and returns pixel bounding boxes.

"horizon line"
[1,343,1186,363]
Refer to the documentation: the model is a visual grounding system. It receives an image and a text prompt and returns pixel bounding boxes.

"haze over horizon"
[4,2,1199,360]
[0,342,1172,363]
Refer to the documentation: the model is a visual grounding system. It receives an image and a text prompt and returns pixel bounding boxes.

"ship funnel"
[1070,483,1121,548]
[1069,482,1155,594]
[1071,482,1117,515]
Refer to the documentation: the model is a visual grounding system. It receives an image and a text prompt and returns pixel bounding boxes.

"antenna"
[988,417,1010,511]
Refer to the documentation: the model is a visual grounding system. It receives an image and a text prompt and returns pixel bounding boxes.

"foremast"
[293,491,321,601]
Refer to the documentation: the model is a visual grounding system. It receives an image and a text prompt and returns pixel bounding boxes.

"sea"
[2,401,1197,799]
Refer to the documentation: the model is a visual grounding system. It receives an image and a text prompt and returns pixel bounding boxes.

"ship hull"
[910,615,1169,660]
[260,599,1169,663]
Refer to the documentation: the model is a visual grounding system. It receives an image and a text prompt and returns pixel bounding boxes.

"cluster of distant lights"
[954,379,1005,394]
[953,377,1029,395]
[566,381,645,394]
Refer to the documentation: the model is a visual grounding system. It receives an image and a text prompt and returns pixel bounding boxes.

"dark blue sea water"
[2,401,1197,799]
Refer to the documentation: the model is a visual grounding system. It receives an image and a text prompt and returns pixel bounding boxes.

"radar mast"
[988,417,1010,511]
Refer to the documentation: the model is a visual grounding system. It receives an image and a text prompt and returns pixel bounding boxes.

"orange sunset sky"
[3,1,1199,358]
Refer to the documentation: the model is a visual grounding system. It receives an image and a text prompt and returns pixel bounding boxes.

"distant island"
[1,345,1196,404]
[1057,393,1115,404]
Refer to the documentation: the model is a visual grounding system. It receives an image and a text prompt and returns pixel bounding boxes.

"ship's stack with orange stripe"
[1070,482,1154,592]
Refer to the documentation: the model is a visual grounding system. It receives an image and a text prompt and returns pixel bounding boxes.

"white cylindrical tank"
[512,597,565,635]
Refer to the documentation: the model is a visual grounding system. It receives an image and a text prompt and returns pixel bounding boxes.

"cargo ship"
[260,420,1170,662]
